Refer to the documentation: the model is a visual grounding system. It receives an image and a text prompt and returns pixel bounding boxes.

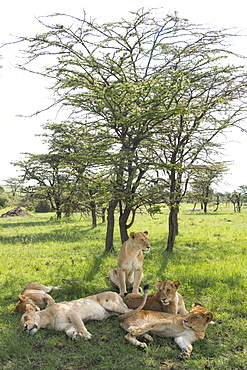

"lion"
[118,288,214,359]
[20,291,131,340]
[107,231,150,296]
[124,280,188,315]
[12,283,60,314]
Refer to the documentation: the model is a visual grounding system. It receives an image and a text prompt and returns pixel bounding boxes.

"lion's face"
[12,295,40,314]
[156,280,180,305]
[183,308,213,332]
[20,305,40,335]
[129,231,150,253]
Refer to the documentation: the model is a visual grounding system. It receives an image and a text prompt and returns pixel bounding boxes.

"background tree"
[13,153,77,219]
[42,121,112,226]
[227,191,242,212]
[0,185,9,208]
[189,163,229,213]
[4,177,22,197]
[17,9,247,251]
[238,185,247,203]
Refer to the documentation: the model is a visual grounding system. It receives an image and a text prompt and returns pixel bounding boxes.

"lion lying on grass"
[12,283,60,313]
[20,291,131,340]
[119,286,213,359]
[107,231,150,296]
[124,280,188,314]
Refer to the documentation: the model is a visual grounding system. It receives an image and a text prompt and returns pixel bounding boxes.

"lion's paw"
[70,332,80,340]
[73,332,92,340]
[143,333,153,342]
[127,325,141,336]
[138,342,147,349]
[178,348,191,361]
[82,332,92,340]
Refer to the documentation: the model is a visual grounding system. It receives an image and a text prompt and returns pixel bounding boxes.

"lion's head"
[20,304,41,335]
[156,280,180,305]
[12,295,40,314]
[183,302,214,333]
[129,231,150,253]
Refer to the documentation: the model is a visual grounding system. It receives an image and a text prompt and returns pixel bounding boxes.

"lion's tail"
[118,284,149,321]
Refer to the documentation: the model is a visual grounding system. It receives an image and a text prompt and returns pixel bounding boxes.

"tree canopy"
[14,8,247,251]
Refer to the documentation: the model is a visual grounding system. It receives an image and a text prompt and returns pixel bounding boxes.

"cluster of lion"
[13,231,214,360]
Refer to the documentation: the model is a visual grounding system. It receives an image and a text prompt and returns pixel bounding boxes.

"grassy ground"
[0,204,247,369]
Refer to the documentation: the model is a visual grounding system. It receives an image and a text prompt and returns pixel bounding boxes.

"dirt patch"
[0,207,32,218]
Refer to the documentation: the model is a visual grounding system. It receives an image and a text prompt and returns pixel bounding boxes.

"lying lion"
[118,287,213,359]
[124,280,188,315]
[107,231,150,296]
[20,291,131,340]
[12,283,60,313]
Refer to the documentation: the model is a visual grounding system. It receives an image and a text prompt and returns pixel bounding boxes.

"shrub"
[0,194,9,208]
[35,200,52,213]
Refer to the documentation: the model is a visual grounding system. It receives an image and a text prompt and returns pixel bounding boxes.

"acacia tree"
[189,163,228,213]
[36,121,109,225]
[13,153,77,219]
[228,191,242,212]
[145,40,247,251]
[17,9,247,251]
[4,177,22,197]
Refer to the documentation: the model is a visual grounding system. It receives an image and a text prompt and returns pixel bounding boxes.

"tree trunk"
[166,205,179,252]
[119,207,132,243]
[90,201,97,228]
[204,186,209,213]
[105,200,118,252]
[101,207,106,223]
[56,210,62,219]
[213,195,220,212]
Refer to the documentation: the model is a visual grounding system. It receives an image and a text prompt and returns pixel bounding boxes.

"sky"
[0,0,247,192]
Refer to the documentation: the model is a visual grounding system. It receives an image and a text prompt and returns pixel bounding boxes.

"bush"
[0,194,9,208]
[35,200,52,213]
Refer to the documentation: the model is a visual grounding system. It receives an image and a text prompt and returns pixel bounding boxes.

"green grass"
[0,204,247,369]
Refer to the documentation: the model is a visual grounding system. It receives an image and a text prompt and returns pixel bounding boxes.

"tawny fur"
[12,283,60,313]
[124,280,188,314]
[119,294,213,359]
[107,231,150,296]
[20,291,131,340]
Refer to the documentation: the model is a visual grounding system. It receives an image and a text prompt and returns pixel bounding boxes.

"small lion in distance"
[107,231,150,296]
[124,280,188,315]
[118,286,214,359]
[12,283,60,314]
[20,291,131,340]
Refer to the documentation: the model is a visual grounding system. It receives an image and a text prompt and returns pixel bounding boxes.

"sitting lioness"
[124,280,188,315]
[20,291,131,340]
[118,288,213,359]
[12,283,60,313]
[107,231,150,296]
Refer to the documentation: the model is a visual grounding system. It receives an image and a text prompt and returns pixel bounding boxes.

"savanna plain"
[0,204,247,370]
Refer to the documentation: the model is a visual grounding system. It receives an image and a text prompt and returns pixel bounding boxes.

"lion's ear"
[193,301,202,308]
[25,304,35,313]
[173,281,181,289]
[18,295,27,302]
[143,231,148,236]
[206,312,214,323]
[130,232,136,239]
[156,280,162,288]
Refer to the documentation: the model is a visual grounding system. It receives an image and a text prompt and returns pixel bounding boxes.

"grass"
[0,204,247,369]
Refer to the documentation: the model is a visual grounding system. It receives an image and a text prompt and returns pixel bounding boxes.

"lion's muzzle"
[142,246,150,253]
[24,323,38,334]
[161,298,169,306]
[183,319,192,329]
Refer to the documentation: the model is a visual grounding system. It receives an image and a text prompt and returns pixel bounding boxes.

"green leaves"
[15,9,247,247]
